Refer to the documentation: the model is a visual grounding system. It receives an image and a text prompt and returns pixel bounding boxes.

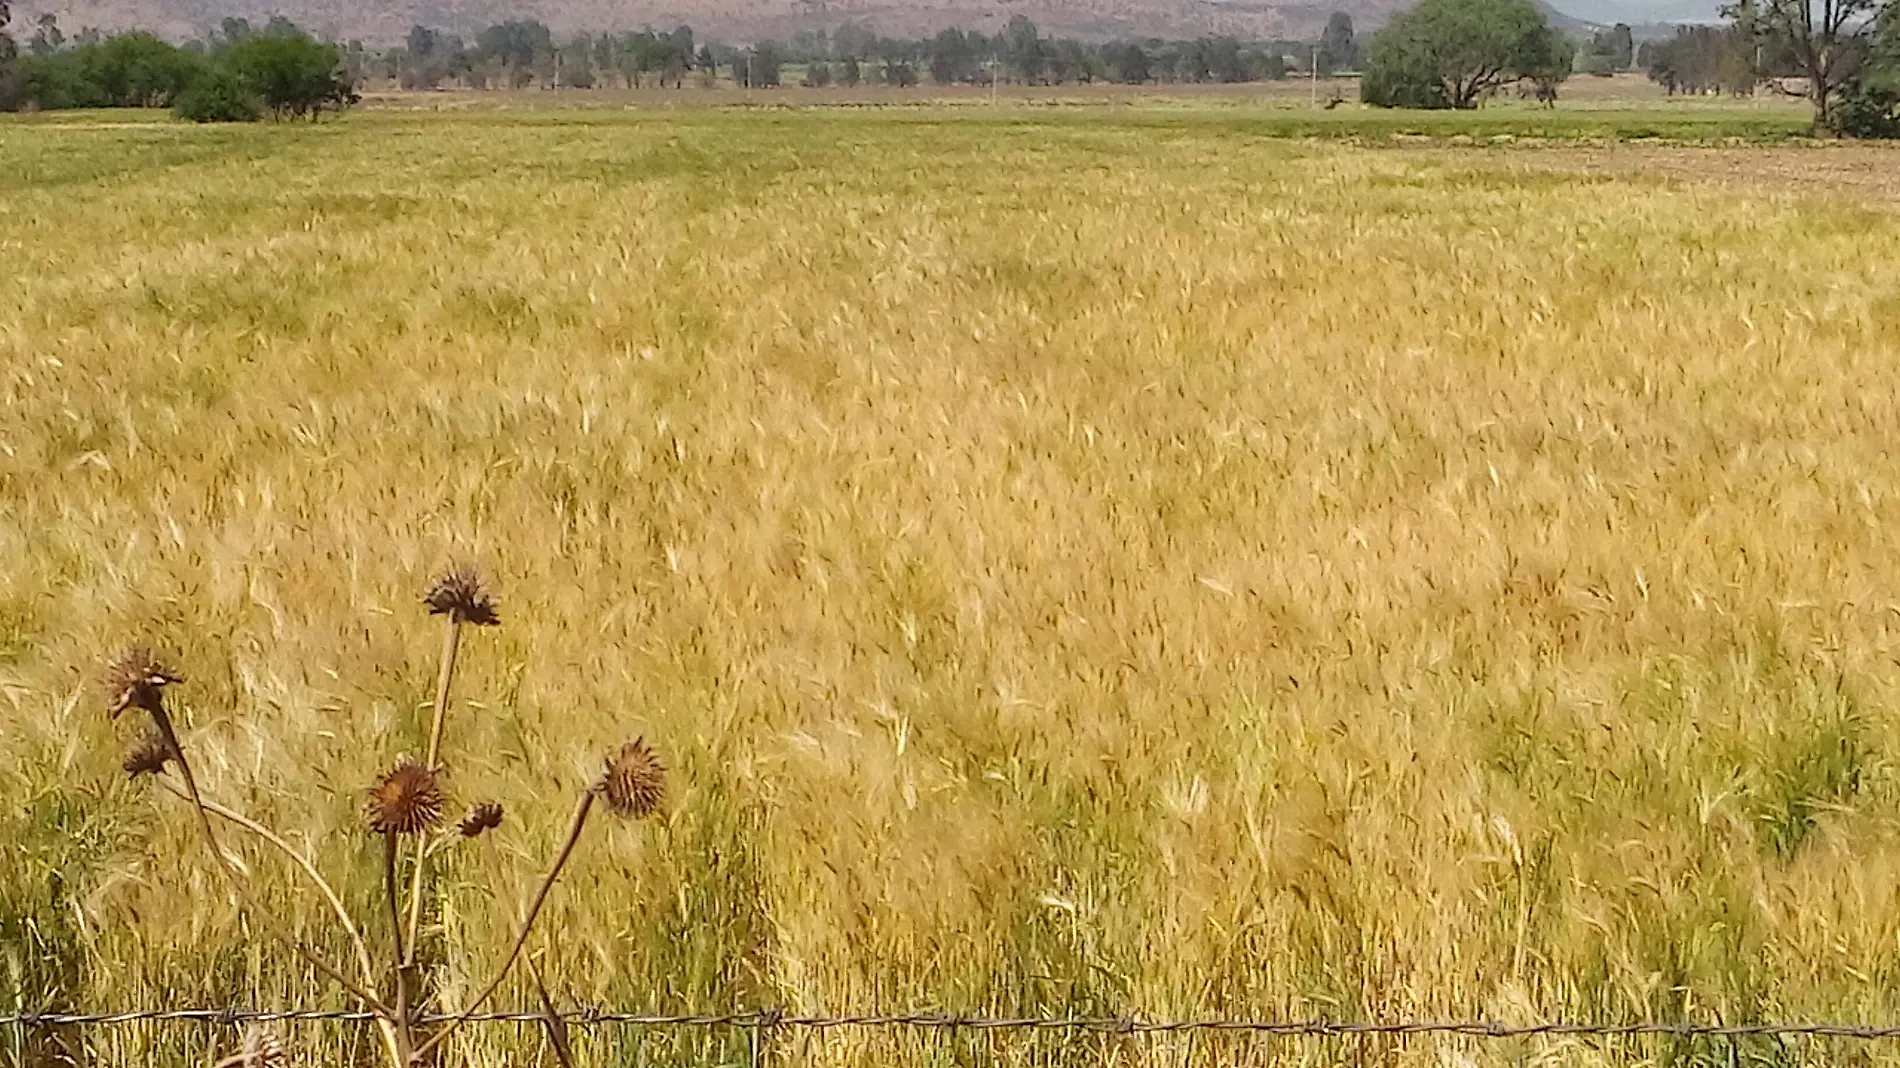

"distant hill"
[1534,0,1603,32]
[10,0,1701,48]
[16,0,1362,45]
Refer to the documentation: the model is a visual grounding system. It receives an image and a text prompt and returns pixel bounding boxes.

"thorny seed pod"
[365,758,445,835]
[122,730,177,779]
[593,738,665,819]
[458,801,504,838]
[424,565,500,626]
[105,647,183,720]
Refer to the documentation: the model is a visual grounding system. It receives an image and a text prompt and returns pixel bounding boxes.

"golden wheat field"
[3,107,1900,1067]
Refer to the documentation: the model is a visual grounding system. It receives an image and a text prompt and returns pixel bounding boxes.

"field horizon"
[4,105,1900,1066]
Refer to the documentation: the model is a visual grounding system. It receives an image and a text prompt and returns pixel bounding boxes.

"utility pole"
[991,52,999,105]
[1310,43,1318,106]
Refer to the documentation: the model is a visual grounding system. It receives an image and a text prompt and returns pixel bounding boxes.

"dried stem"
[383,833,415,1065]
[485,835,574,1068]
[424,616,462,771]
[148,706,392,1016]
[526,952,575,1068]
[410,791,595,1063]
[154,780,405,1067]
[155,778,375,984]
[403,615,463,964]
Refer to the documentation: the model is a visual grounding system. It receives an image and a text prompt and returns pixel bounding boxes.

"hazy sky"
[1552,0,1723,22]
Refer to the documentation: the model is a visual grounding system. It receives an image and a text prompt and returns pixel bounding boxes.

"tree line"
[0,12,355,117]
[1635,1,1900,134]
[385,14,1365,91]
[2,0,1896,133]
[0,8,1367,114]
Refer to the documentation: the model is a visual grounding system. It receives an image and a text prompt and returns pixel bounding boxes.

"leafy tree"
[803,59,832,86]
[1361,0,1573,108]
[1318,12,1357,72]
[0,2,19,111]
[221,30,356,119]
[754,41,783,85]
[476,20,552,86]
[834,21,876,61]
[1004,14,1045,82]
[173,65,261,120]
[1105,41,1150,83]
[1831,4,1900,133]
[400,24,468,89]
[1727,0,1883,129]
[86,32,207,105]
[1640,24,1757,94]
[1,1,17,69]
[214,17,253,47]
[1601,23,1634,67]
[840,53,862,86]
[930,27,982,83]
[30,12,62,56]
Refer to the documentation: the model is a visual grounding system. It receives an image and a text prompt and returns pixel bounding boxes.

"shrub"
[1830,83,1900,137]
[221,30,357,120]
[172,66,262,121]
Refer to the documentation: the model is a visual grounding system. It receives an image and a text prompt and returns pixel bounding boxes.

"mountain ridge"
[11,0,1673,48]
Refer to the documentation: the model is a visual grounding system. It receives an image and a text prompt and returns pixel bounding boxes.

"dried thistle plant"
[110,564,667,1067]
[423,565,500,627]
[458,802,504,838]
[411,737,667,1062]
[121,729,177,778]
[367,760,446,836]
[595,738,666,819]
[105,646,183,720]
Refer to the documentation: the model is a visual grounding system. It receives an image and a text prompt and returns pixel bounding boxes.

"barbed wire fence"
[12,1008,1900,1064]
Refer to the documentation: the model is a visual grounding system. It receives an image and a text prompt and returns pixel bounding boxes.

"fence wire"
[8,1010,1900,1040]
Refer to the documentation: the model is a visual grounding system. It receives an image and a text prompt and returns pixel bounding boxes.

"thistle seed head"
[458,801,504,838]
[105,646,183,720]
[424,565,500,626]
[593,738,665,819]
[122,730,177,779]
[366,758,445,835]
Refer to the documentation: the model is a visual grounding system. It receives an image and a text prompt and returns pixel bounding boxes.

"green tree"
[1004,15,1045,82]
[1,1,17,70]
[1728,0,1885,130]
[86,32,207,105]
[1105,41,1150,83]
[929,27,980,84]
[1641,24,1757,94]
[475,20,552,86]
[216,17,253,46]
[1831,4,1900,133]
[30,12,61,55]
[1318,12,1357,72]
[222,30,356,119]
[173,65,261,120]
[1361,0,1573,108]
[1601,23,1634,68]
